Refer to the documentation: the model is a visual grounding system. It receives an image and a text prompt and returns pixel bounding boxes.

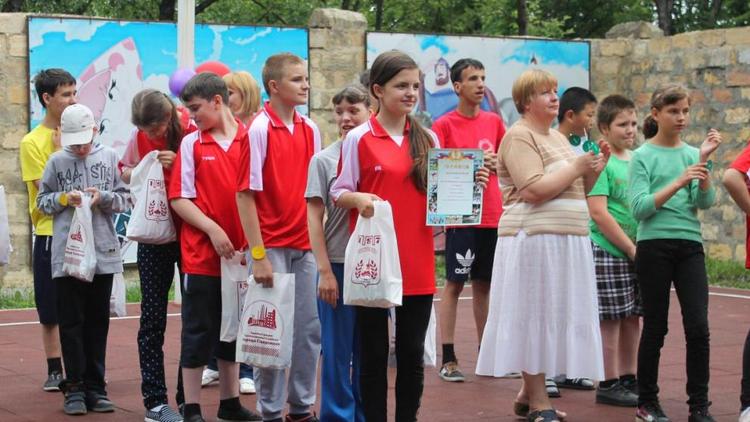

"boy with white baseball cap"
[37,103,130,415]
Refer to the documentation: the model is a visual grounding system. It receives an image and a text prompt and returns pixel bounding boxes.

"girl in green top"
[629,84,722,422]
[586,95,640,408]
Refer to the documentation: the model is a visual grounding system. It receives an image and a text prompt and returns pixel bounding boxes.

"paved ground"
[0,285,748,421]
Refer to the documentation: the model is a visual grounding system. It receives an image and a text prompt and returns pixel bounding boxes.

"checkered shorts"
[592,242,643,320]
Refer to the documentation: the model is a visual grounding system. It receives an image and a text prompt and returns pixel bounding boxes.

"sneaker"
[636,402,670,422]
[689,406,716,422]
[284,413,319,422]
[596,382,638,407]
[741,407,750,422]
[239,377,256,394]
[621,377,639,395]
[146,406,184,422]
[216,405,262,422]
[43,371,63,392]
[85,391,115,413]
[545,378,561,398]
[201,368,219,387]
[438,361,466,382]
[557,377,595,390]
[61,382,87,416]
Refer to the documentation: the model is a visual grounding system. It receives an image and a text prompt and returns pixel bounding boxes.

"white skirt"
[476,231,604,380]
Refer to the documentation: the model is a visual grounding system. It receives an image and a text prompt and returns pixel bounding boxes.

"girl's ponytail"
[406,114,435,192]
[643,115,659,139]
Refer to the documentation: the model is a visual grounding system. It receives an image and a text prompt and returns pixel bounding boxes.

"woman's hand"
[157,150,177,169]
[675,163,709,188]
[355,193,382,218]
[700,129,722,162]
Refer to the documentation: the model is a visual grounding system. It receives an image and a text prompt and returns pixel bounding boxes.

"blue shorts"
[33,235,58,325]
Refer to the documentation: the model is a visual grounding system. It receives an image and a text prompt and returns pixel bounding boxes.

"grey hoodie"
[37,143,130,278]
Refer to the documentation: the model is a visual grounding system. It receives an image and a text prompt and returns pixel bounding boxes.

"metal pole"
[176,0,195,69]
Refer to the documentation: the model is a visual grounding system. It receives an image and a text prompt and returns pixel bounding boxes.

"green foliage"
[0,1,748,47]
[706,257,750,289]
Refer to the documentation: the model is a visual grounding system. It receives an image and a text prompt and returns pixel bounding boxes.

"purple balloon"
[169,68,196,97]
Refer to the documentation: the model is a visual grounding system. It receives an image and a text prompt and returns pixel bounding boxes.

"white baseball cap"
[60,104,96,147]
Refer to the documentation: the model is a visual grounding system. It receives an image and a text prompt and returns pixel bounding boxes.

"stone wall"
[0,13,33,290]
[590,25,750,262]
[1,9,749,290]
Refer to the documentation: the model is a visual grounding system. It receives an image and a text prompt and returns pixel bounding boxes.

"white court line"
[1,289,747,328]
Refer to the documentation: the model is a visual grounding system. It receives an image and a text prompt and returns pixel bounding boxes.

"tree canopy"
[2,0,749,38]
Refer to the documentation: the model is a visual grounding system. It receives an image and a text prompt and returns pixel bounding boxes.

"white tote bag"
[109,273,127,317]
[220,252,249,342]
[343,201,403,308]
[236,273,295,369]
[0,186,11,266]
[62,195,97,282]
[126,150,176,244]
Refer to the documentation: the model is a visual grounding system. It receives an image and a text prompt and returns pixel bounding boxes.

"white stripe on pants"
[252,248,321,420]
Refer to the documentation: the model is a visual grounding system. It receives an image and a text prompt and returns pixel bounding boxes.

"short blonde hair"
[261,53,305,94]
[223,71,261,116]
[512,69,558,114]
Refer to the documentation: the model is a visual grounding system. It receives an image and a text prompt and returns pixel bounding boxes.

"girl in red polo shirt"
[120,88,196,422]
[331,50,458,422]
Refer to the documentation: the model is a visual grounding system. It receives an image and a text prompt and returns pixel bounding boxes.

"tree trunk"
[708,0,723,27]
[517,0,528,35]
[654,0,674,35]
[374,0,384,30]
[1,0,25,12]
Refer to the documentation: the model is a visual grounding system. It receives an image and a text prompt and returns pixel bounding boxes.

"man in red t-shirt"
[431,58,506,382]
[722,143,750,419]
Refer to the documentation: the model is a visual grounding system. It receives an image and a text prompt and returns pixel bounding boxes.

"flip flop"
[528,409,561,422]
[514,403,566,420]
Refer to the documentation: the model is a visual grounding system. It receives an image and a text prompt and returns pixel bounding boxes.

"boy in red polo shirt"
[236,53,321,422]
[169,72,261,422]
[431,58,506,382]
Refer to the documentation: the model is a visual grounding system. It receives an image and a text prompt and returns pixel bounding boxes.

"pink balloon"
[169,67,196,97]
[195,61,230,77]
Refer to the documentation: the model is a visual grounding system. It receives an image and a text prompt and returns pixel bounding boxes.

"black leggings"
[357,295,433,422]
[635,239,710,409]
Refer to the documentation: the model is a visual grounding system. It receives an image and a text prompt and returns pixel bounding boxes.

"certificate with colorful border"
[427,148,484,226]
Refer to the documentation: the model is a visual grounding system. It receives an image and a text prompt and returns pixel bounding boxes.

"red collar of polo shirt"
[263,101,303,128]
[368,115,411,138]
[198,117,248,144]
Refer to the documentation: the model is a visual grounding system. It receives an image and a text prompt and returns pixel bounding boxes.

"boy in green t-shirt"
[19,68,77,391]
[586,95,641,407]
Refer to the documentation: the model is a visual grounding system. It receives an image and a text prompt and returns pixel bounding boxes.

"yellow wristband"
[59,193,68,206]
[251,245,266,260]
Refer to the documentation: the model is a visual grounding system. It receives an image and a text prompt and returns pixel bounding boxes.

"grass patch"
[0,256,746,310]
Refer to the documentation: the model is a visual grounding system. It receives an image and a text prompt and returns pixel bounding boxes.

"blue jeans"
[318,263,364,422]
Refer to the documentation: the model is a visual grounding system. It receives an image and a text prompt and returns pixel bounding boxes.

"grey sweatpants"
[252,248,321,420]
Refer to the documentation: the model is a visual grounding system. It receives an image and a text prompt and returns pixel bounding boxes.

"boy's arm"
[95,153,131,214]
[36,160,68,215]
[236,127,273,286]
[307,198,338,307]
[171,198,234,259]
[723,168,750,214]
[586,195,637,260]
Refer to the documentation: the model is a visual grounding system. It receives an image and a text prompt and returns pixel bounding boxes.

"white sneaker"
[740,407,750,422]
[201,368,219,387]
[239,377,256,394]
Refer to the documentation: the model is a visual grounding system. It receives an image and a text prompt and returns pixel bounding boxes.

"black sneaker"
[43,371,63,392]
[85,391,115,413]
[688,405,716,422]
[61,382,87,416]
[636,401,670,422]
[217,404,262,422]
[595,382,638,407]
[620,377,638,395]
[184,415,205,422]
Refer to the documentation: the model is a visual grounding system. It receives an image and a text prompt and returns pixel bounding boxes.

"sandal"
[545,378,561,398]
[514,402,566,420]
[527,409,560,422]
